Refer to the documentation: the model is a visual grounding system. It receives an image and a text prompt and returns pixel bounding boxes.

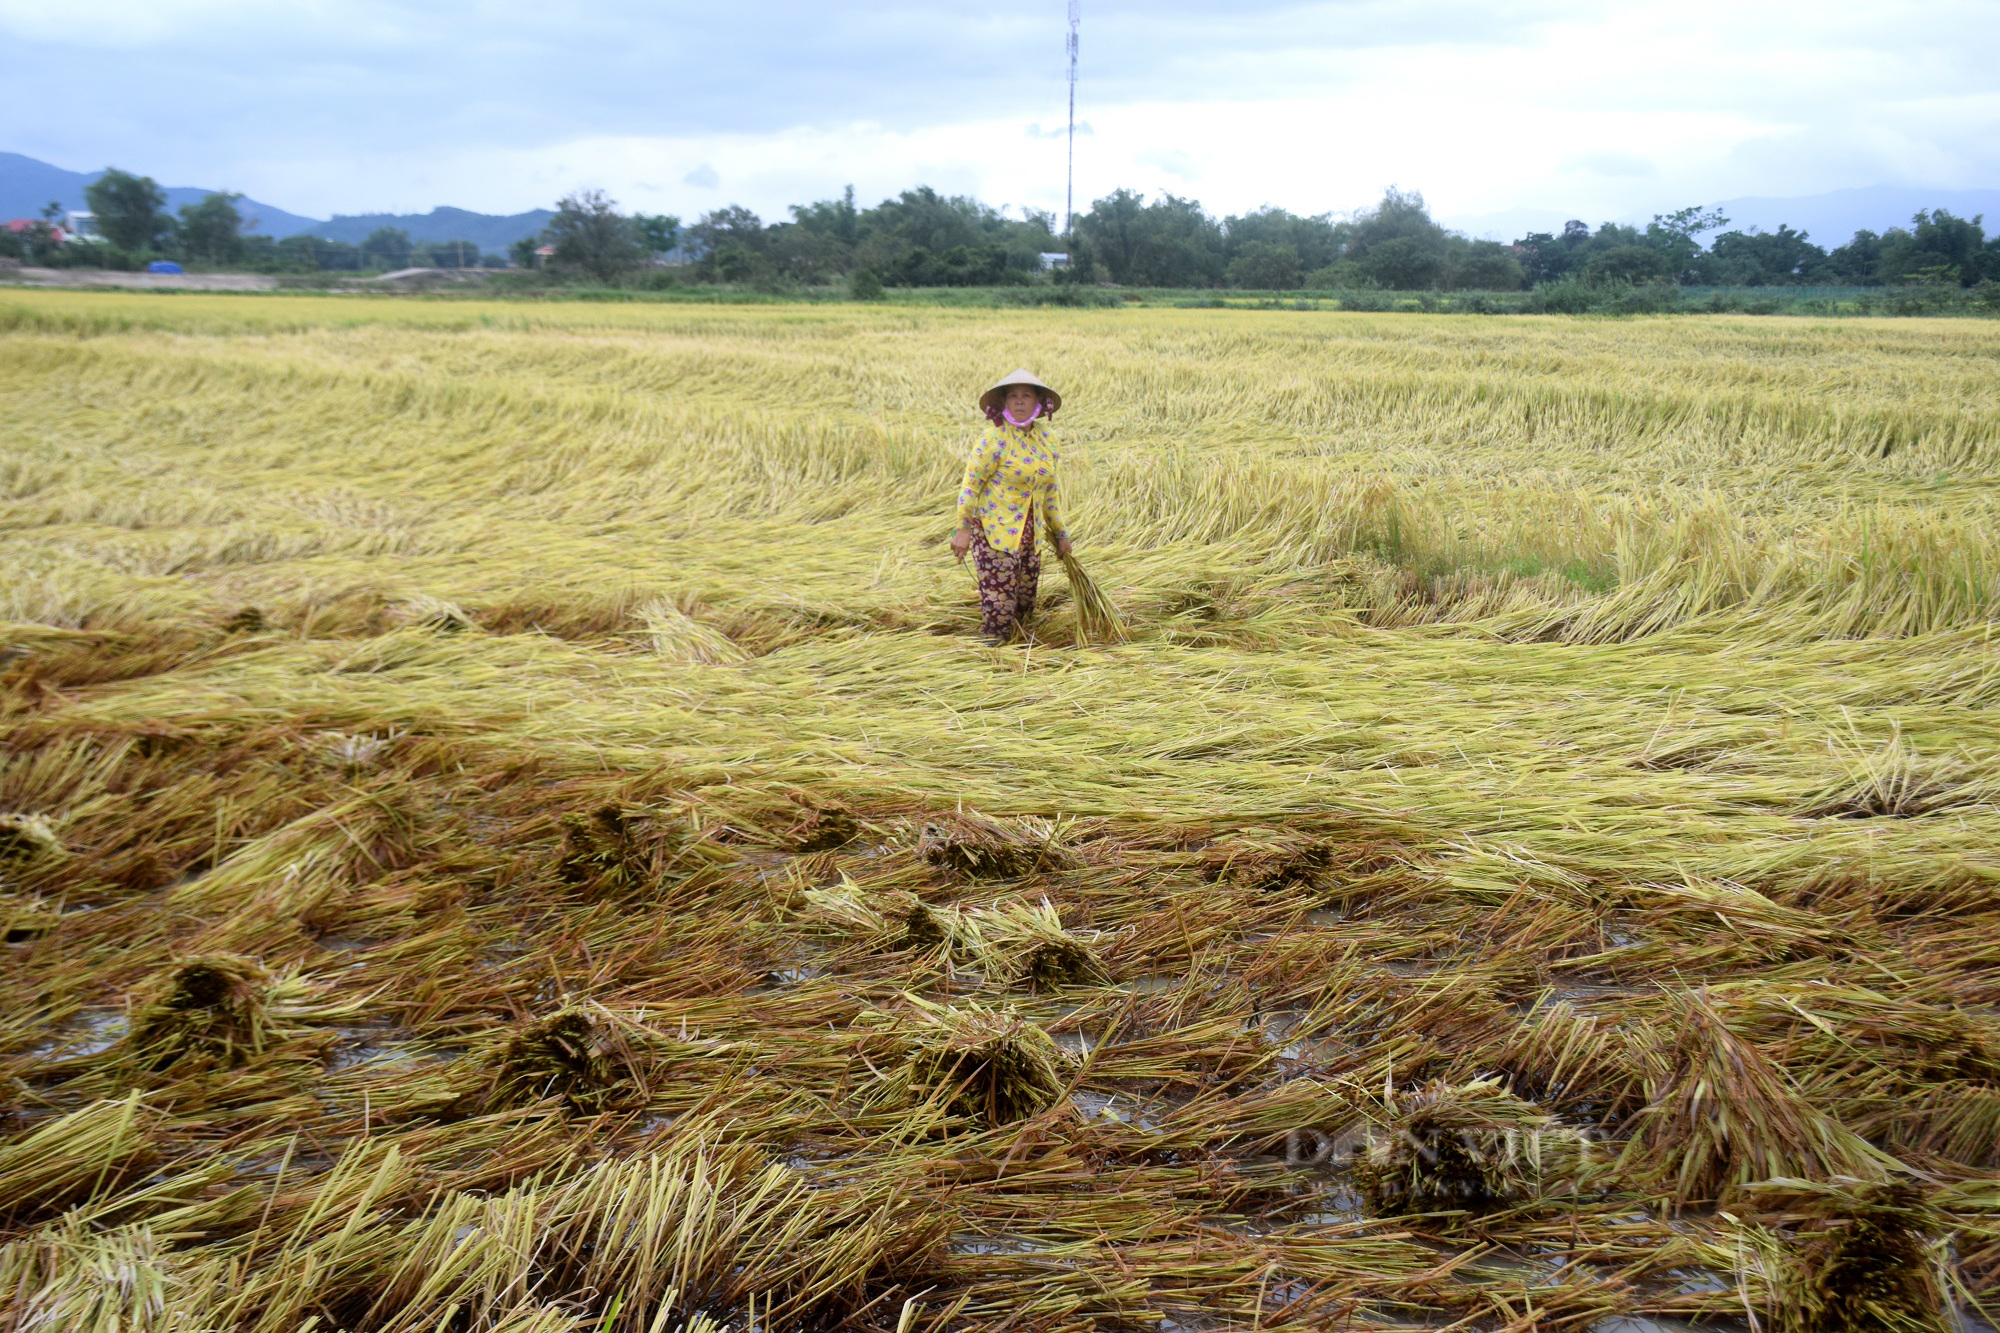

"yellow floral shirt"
[955,423,1068,555]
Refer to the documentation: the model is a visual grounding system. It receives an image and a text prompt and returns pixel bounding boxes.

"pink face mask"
[1001,402,1043,428]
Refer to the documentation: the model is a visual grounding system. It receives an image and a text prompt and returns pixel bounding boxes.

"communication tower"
[1065,0,1080,237]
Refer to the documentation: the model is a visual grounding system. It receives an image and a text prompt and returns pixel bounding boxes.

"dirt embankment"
[0,266,282,291]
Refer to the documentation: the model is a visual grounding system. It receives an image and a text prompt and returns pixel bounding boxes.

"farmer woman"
[950,369,1073,644]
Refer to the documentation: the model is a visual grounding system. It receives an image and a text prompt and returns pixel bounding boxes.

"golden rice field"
[3,289,1999,1332]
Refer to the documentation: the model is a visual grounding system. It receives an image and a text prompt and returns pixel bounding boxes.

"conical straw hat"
[979,368,1062,416]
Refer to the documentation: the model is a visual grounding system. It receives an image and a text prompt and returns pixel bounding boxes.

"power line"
[1066,0,1080,238]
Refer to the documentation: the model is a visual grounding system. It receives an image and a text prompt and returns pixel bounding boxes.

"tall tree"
[1645,205,1729,283]
[1448,240,1526,291]
[359,227,413,270]
[546,190,644,282]
[177,192,245,264]
[1706,225,1825,285]
[1071,190,1224,287]
[1226,241,1302,289]
[83,168,170,252]
[1223,207,1342,273]
[1882,209,1991,285]
[686,205,769,281]
[1344,190,1452,290]
[632,213,682,258]
[791,186,860,248]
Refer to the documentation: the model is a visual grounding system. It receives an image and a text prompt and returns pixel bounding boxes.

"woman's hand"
[1056,537,1073,559]
[950,527,973,562]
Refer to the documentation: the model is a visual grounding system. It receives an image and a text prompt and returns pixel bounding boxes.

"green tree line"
[529,183,2000,293]
[10,166,2000,294]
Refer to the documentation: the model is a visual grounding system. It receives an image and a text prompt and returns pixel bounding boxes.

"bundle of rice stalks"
[402,593,475,634]
[1854,1083,2000,1168]
[0,811,64,866]
[125,954,277,1073]
[0,1094,158,1228]
[1718,981,2000,1087]
[798,881,953,960]
[486,1004,646,1114]
[896,900,951,951]
[1739,1177,1953,1333]
[797,879,897,935]
[783,796,861,852]
[639,597,749,666]
[1235,840,1335,893]
[555,803,659,896]
[957,898,1109,992]
[1935,1178,2000,1297]
[1208,834,1406,897]
[1630,719,1756,771]
[1056,550,1129,645]
[307,728,399,776]
[1350,1077,1594,1216]
[1631,877,1839,964]
[1477,1000,1647,1121]
[919,812,1070,880]
[1619,991,1885,1209]
[1794,736,1993,819]
[896,999,1074,1127]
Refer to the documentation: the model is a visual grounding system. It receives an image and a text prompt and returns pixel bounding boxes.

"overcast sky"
[3,0,1995,227]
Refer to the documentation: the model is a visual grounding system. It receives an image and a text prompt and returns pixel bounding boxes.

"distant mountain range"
[1,152,553,250]
[291,206,556,252]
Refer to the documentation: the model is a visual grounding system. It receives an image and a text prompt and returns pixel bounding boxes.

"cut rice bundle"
[639,598,749,666]
[554,802,699,898]
[1056,550,1129,645]
[486,1004,648,1115]
[1795,736,1994,819]
[0,1094,159,1228]
[123,954,354,1075]
[1619,991,1887,1209]
[799,881,954,958]
[956,898,1110,992]
[1740,1177,1953,1333]
[1350,1078,1594,1216]
[783,797,861,852]
[893,999,1074,1128]
[919,812,1071,880]
[402,593,476,635]
[0,812,65,865]
[126,955,279,1073]
[1,892,60,942]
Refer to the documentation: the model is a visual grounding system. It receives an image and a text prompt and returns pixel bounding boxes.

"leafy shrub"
[1226,241,1302,290]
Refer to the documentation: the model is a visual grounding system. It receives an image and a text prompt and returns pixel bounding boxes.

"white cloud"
[2,0,1994,225]
[1564,152,1657,179]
